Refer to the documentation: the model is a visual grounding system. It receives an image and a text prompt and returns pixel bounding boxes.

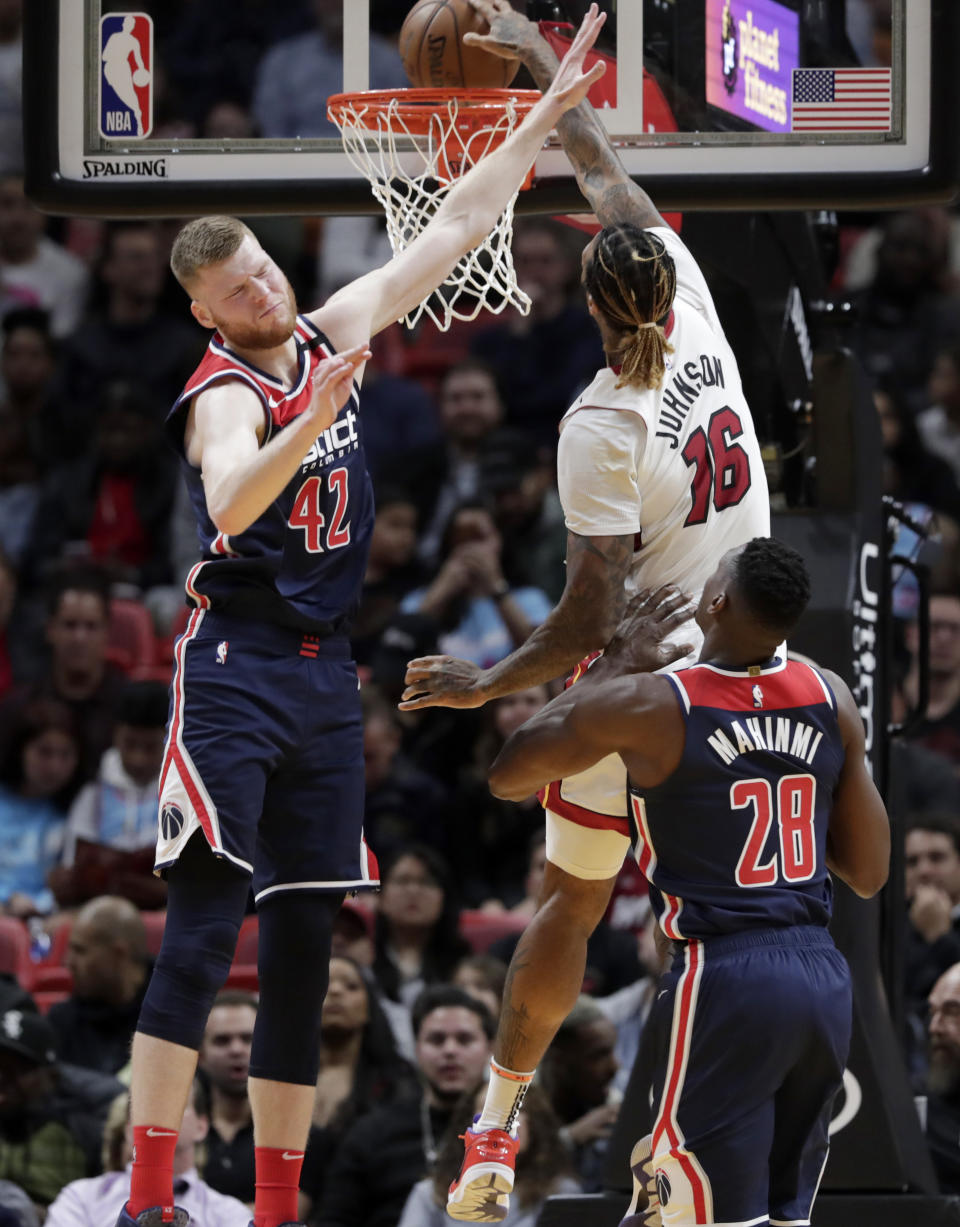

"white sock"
[476,1059,534,1134]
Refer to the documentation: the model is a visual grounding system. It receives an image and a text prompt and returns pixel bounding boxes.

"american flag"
[791,67,892,132]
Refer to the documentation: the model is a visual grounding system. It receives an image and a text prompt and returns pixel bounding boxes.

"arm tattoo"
[522,40,663,230]
[498,950,536,1069]
[479,532,634,701]
[563,533,632,623]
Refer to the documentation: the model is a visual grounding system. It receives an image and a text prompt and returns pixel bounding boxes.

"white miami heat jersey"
[557,226,770,643]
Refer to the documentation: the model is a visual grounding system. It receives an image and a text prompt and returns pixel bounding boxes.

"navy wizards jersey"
[630,656,844,940]
[167,316,374,635]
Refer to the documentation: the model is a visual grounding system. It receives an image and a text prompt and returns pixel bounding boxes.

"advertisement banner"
[705,0,799,134]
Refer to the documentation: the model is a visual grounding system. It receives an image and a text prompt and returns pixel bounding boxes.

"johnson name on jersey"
[556,226,770,654]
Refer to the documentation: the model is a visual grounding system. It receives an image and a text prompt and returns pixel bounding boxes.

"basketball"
[133,68,150,87]
[399,0,520,90]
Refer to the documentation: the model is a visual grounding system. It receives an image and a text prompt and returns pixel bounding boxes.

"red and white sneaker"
[446,1120,519,1222]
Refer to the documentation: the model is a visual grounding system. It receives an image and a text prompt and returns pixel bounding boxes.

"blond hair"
[584,224,677,391]
[170,215,254,290]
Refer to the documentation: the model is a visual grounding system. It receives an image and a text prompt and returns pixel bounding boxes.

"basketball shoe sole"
[447,1125,519,1223]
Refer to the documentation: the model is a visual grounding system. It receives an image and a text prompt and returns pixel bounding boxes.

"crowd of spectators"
[0,0,958,1218]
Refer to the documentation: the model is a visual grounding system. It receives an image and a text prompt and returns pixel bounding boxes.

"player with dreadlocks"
[399,2,773,1220]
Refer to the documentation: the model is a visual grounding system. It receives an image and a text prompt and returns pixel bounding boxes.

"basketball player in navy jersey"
[115,13,610,1227]
[449,537,889,1226]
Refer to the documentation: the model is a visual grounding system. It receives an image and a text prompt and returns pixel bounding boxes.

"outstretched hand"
[464,0,540,62]
[466,2,606,114]
[601,586,697,675]
[309,342,371,431]
[399,655,489,711]
[541,3,607,112]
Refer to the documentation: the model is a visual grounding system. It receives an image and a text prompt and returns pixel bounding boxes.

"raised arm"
[821,668,890,898]
[463,0,667,231]
[315,5,608,352]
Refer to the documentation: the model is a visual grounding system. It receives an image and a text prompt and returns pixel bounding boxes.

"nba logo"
[99,13,154,140]
[160,803,185,841]
[216,641,229,665]
[752,683,764,708]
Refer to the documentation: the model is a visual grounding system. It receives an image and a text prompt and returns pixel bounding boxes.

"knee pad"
[545,809,631,881]
[249,891,342,1086]
[138,836,250,1050]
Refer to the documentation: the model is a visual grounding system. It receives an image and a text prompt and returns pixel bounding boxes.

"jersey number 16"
[682,406,752,527]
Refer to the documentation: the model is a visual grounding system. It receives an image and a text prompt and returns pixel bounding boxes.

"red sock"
[254,1145,304,1227]
[127,1124,179,1219]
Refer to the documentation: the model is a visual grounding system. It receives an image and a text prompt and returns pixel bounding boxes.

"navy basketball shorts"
[649,925,851,1227]
[156,609,378,904]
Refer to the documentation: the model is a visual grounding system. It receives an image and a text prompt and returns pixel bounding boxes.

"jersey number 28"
[732,774,817,886]
[681,406,752,527]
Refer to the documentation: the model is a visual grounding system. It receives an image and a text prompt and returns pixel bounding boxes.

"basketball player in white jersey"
[400,2,771,1218]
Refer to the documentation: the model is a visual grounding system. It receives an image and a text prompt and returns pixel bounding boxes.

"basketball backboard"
[23,0,959,217]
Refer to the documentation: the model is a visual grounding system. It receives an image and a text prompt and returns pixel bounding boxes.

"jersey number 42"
[288,467,351,553]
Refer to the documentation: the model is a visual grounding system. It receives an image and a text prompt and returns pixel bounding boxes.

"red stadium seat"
[45,920,72,965]
[23,919,71,993]
[0,917,76,995]
[225,964,259,993]
[231,915,259,967]
[31,965,72,993]
[129,663,173,685]
[142,911,167,957]
[34,989,70,1015]
[0,917,34,989]
[156,605,193,666]
[458,909,528,954]
[104,643,135,673]
[109,598,160,673]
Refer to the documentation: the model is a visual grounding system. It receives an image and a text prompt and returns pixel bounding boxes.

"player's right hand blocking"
[601,585,696,675]
[308,342,370,431]
[464,0,541,63]
[537,3,606,114]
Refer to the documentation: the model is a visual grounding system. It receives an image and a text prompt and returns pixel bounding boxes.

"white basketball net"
[328,91,534,332]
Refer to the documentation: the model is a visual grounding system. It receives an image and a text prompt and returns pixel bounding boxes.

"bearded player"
[114,11,609,1227]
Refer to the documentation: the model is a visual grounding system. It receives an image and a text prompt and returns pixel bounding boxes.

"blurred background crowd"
[0,0,960,1222]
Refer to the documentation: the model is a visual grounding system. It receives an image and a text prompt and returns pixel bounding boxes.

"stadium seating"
[0,915,36,988]
[232,915,259,966]
[34,989,70,1015]
[8,904,528,1015]
[108,598,159,675]
[458,909,527,954]
[141,910,167,956]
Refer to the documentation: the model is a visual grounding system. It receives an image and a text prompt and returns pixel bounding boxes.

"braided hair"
[584,224,677,391]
